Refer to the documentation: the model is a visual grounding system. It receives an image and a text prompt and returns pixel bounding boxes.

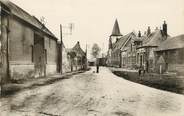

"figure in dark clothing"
[143,64,146,76]
[138,68,141,76]
[96,64,99,73]
[96,58,100,73]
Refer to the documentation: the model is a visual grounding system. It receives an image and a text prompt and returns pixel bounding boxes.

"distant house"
[67,41,87,71]
[155,34,184,75]
[137,21,168,72]
[0,1,58,82]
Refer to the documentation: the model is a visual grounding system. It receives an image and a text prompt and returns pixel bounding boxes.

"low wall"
[46,64,57,75]
[10,63,35,81]
[111,68,184,94]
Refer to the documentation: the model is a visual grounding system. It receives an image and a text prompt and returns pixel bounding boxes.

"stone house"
[120,32,138,69]
[155,34,184,75]
[137,21,168,72]
[0,0,58,83]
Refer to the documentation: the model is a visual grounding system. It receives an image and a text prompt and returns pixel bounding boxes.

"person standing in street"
[96,58,100,73]
[96,64,99,73]
[143,63,146,76]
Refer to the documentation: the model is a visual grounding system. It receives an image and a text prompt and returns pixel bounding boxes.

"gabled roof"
[111,19,122,36]
[0,0,57,40]
[72,42,86,57]
[113,32,137,51]
[156,34,184,51]
[141,29,167,48]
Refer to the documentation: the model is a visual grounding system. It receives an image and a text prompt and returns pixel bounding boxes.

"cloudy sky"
[11,0,184,55]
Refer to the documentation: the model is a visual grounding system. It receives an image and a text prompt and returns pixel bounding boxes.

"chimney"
[138,31,141,37]
[163,20,167,37]
[147,26,151,36]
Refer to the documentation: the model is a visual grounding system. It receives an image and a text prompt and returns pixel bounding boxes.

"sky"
[10,0,184,57]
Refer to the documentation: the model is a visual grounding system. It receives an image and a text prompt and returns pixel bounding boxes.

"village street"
[1,67,184,116]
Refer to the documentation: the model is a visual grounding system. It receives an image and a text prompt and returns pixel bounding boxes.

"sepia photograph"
[0,0,184,115]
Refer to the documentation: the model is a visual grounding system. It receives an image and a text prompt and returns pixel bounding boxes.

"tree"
[91,43,101,58]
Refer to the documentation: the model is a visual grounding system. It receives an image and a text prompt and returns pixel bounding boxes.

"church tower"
[107,19,122,66]
[110,19,122,44]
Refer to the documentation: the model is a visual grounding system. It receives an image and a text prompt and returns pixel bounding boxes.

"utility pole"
[59,23,74,74]
[60,24,63,74]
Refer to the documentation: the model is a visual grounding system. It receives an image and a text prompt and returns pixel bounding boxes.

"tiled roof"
[72,42,86,57]
[141,30,167,47]
[0,0,57,40]
[114,32,137,51]
[156,34,184,51]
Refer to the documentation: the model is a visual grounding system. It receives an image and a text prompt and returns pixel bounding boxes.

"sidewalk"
[1,70,85,97]
[109,67,138,72]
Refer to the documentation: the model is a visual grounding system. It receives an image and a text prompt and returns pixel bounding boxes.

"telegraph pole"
[59,23,74,74]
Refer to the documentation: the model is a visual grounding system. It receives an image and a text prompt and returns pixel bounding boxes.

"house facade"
[120,32,138,69]
[155,34,184,75]
[0,1,58,83]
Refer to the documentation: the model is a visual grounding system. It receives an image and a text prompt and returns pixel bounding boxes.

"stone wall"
[62,47,71,73]
[8,16,58,80]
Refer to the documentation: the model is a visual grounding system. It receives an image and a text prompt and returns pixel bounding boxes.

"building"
[155,34,184,75]
[137,21,168,72]
[0,0,58,83]
[67,41,87,71]
[107,19,122,67]
[120,32,138,69]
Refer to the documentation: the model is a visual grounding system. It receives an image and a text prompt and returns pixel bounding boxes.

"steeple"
[111,19,122,36]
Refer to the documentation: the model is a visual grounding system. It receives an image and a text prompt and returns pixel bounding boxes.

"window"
[45,49,47,64]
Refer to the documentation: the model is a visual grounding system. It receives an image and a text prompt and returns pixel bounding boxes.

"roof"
[72,42,86,57]
[156,34,184,51]
[111,19,122,36]
[0,0,57,40]
[141,29,167,48]
[113,32,137,51]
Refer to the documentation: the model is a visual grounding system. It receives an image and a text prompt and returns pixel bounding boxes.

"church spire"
[111,19,122,36]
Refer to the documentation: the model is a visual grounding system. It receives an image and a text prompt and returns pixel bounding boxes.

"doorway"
[33,33,46,77]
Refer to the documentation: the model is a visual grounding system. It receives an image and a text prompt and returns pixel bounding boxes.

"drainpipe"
[119,51,122,68]
[6,15,10,82]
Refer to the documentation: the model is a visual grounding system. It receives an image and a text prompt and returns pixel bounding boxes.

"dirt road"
[1,67,184,116]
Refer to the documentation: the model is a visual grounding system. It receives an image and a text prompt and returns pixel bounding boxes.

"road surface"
[1,67,184,116]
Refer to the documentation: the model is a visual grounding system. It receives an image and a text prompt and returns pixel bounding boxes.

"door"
[33,34,46,77]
